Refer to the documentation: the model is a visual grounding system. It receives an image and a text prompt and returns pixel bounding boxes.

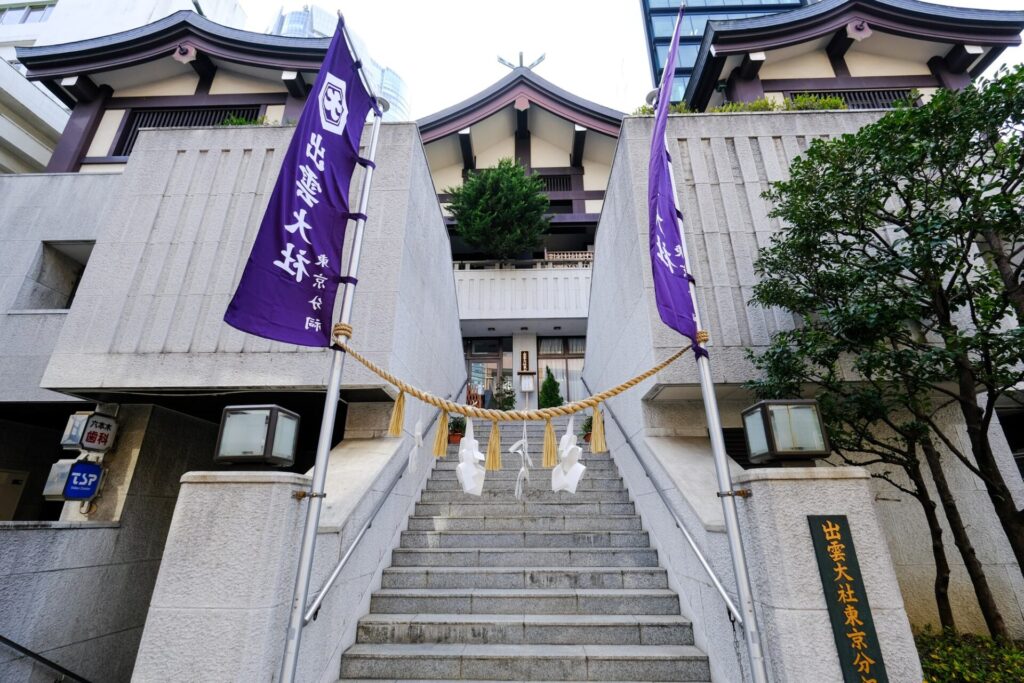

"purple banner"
[648,6,705,355]
[225,17,377,346]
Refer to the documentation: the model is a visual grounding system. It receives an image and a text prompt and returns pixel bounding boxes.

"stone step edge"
[371,589,677,597]
[382,566,666,573]
[357,613,690,625]
[343,643,707,658]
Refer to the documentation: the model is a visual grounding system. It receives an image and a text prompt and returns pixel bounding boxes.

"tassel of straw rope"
[387,391,405,437]
[485,421,502,471]
[542,418,558,468]
[432,410,449,457]
[590,404,607,453]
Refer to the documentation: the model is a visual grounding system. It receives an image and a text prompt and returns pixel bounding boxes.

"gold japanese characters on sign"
[809,515,888,683]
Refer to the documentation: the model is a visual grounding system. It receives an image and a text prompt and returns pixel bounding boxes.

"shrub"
[448,415,466,435]
[916,628,1024,682]
[632,102,692,116]
[445,158,550,261]
[492,381,517,411]
[538,367,563,409]
[579,414,593,436]
[220,114,268,126]
[783,93,848,111]
[708,97,779,113]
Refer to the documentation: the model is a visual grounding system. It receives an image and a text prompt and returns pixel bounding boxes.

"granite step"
[418,490,631,504]
[369,589,679,616]
[390,548,660,568]
[339,643,711,681]
[430,464,614,475]
[398,531,650,550]
[424,477,624,492]
[406,515,643,532]
[413,502,636,517]
[356,613,693,646]
[380,567,669,590]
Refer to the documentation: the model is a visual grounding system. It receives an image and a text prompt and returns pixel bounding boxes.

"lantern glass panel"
[768,403,825,453]
[219,409,270,457]
[272,412,299,459]
[743,409,770,458]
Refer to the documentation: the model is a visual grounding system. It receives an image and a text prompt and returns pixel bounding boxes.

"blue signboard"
[63,461,102,500]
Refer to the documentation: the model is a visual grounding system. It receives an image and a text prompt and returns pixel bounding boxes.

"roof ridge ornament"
[497,51,546,71]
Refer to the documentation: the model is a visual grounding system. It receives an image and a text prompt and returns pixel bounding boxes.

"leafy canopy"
[446,158,550,261]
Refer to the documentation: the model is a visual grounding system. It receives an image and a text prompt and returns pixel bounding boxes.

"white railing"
[455,265,591,320]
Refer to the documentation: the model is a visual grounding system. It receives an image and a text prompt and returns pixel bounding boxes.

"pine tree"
[446,158,550,261]
[538,367,563,409]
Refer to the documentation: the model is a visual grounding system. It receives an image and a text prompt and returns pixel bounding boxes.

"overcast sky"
[238,0,1024,119]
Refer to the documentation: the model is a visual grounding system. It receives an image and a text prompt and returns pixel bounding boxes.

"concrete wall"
[0,405,219,682]
[584,112,1024,679]
[34,122,463,400]
[0,171,120,401]
[454,265,591,321]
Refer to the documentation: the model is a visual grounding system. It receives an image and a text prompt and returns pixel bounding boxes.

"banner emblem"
[319,73,349,135]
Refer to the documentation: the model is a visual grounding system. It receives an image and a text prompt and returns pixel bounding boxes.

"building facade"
[0,2,1022,681]
[266,3,412,121]
[640,0,808,100]
[417,67,621,409]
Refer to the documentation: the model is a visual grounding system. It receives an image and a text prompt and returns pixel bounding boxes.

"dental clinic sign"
[224,17,377,346]
[60,412,118,453]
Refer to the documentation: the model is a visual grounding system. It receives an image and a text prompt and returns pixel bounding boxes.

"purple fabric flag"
[648,6,706,356]
[225,17,377,346]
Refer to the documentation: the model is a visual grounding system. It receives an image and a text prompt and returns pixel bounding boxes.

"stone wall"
[0,172,119,402]
[0,406,218,682]
[584,111,1024,680]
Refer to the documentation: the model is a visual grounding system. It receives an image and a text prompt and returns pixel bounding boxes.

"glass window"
[567,337,586,355]
[0,8,25,24]
[656,44,701,70]
[539,338,564,355]
[23,6,47,23]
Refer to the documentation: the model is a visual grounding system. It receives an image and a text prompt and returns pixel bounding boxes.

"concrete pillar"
[734,467,922,683]
[133,472,309,681]
[512,332,537,410]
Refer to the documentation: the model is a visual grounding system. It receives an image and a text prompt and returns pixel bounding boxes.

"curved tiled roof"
[685,0,1024,108]
[17,10,331,78]
[417,67,624,141]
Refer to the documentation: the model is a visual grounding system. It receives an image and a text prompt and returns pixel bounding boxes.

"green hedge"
[632,94,847,116]
[917,628,1024,682]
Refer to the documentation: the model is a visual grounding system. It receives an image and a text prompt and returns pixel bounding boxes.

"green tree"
[750,66,1024,638]
[538,367,563,409]
[446,158,550,261]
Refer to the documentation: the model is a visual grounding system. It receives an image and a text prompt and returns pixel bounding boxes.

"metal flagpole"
[279,110,383,683]
[662,124,770,683]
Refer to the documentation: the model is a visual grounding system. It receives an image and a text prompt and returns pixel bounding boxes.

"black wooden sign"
[808,515,888,683]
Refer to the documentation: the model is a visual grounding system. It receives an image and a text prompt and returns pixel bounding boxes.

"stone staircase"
[338,419,711,682]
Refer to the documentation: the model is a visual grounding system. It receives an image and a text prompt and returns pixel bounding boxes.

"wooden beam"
[458,127,475,171]
[189,52,216,82]
[570,125,586,168]
[826,30,854,77]
[59,75,101,103]
[738,52,765,80]
[945,44,984,74]
[281,70,309,99]
[42,79,75,109]
[928,56,971,91]
[46,84,113,172]
[515,107,530,169]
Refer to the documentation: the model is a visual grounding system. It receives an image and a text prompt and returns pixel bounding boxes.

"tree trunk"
[952,360,1024,578]
[979,229,1024,327]
[921,438,1010,639]
[906,450,956,631]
